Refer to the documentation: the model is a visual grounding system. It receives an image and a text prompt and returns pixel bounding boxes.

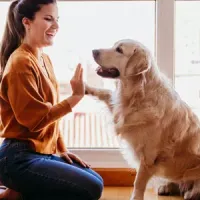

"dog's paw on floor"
[158,182,180,196]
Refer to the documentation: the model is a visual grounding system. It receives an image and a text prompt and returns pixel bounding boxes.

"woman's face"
[24,3,59,48]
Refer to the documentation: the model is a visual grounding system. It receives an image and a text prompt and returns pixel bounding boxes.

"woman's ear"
[22,17,31,31]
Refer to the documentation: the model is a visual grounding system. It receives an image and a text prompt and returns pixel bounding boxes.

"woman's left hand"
[60,151,90,168]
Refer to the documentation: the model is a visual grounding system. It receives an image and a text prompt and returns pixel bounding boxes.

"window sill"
[70,148,130,168]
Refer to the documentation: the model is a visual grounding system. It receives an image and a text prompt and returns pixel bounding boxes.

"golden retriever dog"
[85,39,200,200]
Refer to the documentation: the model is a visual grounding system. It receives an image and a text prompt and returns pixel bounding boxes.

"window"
[0,0,156,167]
[0,2,9,39]
[175,1,200,118]
[44,1,156,149]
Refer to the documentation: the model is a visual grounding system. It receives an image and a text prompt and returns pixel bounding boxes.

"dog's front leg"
[85,84,113,112]
[130,164,152,200]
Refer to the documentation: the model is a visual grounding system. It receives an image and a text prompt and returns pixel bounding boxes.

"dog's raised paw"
[84,85,95,96]
[158,182,180,196]
[84,84,89,95]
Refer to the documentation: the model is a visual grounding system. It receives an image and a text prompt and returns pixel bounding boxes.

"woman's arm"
[5,57,84,133]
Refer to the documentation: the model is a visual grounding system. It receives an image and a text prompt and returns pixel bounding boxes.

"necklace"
[39,55,49,78]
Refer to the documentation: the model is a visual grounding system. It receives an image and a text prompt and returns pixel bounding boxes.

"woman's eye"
[44,18,52,21]
[116,47,123,54]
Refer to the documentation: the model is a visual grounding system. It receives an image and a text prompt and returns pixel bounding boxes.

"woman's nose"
[53,20,59,30]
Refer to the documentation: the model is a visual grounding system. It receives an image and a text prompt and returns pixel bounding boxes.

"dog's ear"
[126,48,151,76]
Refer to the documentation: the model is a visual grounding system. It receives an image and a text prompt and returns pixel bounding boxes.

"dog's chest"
[112,96,132,135]
[111,94,139,135]
[112,106,155,165]
[112,104,136,136]
[111,96,159,165]
[112,102,125,134]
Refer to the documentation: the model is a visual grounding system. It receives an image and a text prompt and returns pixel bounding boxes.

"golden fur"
[85,39,200,200]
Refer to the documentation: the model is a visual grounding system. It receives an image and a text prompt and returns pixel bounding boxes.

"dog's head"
[92,39,152,79]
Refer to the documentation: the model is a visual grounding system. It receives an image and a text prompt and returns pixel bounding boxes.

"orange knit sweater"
[0,44,71,154]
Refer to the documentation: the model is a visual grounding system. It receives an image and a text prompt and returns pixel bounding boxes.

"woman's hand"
[60,151,90,168]
[67,63,85,108]
[70,63,85,97]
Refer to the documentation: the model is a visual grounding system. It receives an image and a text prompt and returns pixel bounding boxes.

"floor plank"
[101,187,183,200]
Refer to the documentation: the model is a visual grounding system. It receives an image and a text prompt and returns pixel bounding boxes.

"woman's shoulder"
[6,47,36,74]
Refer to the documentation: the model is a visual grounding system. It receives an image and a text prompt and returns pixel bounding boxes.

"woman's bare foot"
[0,186,22,200]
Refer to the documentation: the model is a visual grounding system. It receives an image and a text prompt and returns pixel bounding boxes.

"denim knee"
[90,178,104,200]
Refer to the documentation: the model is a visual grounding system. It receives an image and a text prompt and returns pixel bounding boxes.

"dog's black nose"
[92,50,100,59]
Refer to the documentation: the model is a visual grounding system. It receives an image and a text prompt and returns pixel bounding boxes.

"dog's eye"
[116,47,123,54]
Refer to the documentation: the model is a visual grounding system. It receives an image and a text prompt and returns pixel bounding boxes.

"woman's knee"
[87,176,104,200]
[96,179,104,199]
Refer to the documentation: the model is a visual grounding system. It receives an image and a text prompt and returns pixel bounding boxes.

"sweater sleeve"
[6,56,72,132]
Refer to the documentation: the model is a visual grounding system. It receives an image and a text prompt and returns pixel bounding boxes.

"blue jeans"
[0,139,104,200]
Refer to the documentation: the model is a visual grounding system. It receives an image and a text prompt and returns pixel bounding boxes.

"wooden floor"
[101,187,183,200]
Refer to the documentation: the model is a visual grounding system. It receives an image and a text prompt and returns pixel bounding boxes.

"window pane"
[175,1,200,119]
[0,3,9,39]
[0,1,155,148]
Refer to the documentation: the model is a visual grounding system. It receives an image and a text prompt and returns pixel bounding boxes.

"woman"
[0,0,103,199]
